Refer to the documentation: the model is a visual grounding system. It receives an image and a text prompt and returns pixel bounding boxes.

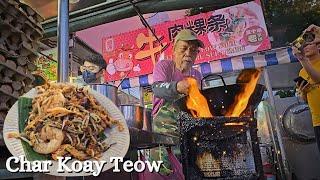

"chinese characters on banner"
[102,0,271,82]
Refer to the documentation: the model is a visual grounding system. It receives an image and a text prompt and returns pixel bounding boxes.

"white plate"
[3,88,130,176]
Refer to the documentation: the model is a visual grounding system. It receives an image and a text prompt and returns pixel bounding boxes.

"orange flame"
[225,69,261,117]
[186,77,213,118]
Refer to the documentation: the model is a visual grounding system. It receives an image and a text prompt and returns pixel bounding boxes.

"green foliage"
[275,89,296,98]
[263,0,320,46]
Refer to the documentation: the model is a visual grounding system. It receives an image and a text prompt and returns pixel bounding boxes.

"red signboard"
[102,0,271,82]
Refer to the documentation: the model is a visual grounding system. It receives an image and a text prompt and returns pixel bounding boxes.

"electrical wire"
[144,12,159,19]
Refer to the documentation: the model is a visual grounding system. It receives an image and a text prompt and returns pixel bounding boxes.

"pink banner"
[102,0,271,82]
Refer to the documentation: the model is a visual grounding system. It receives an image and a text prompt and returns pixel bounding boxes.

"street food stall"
[1,0,320,180]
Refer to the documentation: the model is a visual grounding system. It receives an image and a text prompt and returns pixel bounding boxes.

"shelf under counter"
[129,128,179,150]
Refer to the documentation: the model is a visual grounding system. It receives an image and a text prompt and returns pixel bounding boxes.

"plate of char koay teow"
[3,83,130,176]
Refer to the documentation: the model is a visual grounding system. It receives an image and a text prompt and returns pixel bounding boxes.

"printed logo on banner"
[104,38,115,52]
[102,0,271,82]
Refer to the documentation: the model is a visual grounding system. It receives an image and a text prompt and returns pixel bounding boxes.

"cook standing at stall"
[151,29,204,175]
[292,24,320,153]
[152,29,204,136]
[74,54,107,86]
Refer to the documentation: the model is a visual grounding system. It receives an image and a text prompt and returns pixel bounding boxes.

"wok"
[174,74,265,116]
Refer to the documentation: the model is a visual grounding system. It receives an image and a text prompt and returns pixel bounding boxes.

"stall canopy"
[23,0,300,90]
[114,47,298,89]
[23,0,251,37]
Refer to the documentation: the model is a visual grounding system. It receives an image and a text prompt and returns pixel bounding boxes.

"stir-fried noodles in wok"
[12,83,124,160]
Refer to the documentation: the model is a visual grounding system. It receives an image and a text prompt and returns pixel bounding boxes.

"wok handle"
[201,74,227,90]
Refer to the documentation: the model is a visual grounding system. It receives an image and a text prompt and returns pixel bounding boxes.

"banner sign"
[102,0,271,82]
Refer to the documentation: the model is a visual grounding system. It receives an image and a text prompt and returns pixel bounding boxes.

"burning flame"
[225,69,261,117]
[186,77,213,118]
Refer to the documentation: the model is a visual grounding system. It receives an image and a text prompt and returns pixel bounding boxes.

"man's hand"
[303,24,320,44]
[296,80,310,93]
[303,24,320,34]
[177,79,190,95]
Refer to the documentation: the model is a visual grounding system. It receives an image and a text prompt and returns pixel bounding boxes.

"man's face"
[80,61,100,73]
[303,42,320,57]
[173,40,199,71]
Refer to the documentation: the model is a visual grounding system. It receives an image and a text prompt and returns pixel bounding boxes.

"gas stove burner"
[178,112,263,180]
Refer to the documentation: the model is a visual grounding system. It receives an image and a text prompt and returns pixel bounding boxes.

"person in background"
[293,24,320,153]
[151,29,204,175]
[75,54,107,85]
